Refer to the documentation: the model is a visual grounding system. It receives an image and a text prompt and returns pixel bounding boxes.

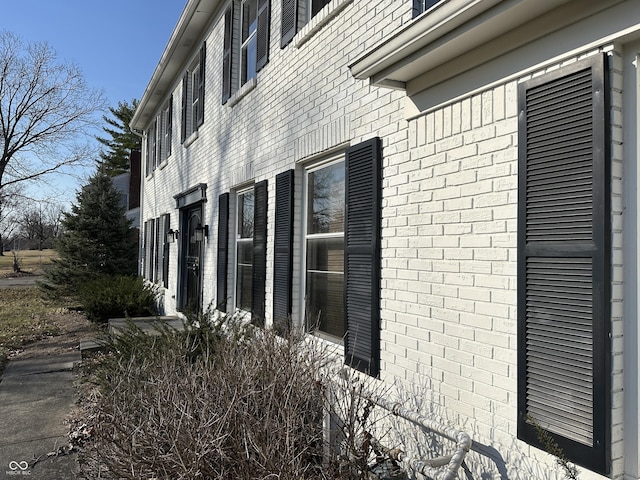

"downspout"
[360,389,472,480]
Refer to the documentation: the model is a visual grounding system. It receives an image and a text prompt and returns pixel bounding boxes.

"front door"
[179,204,203,313]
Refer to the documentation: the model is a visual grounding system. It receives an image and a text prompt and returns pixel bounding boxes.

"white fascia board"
[349,0,594,89]
[131,0,221,131]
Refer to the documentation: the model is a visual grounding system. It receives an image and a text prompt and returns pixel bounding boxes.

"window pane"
[306,271,344,338]
[236,264,253,311]
[238,191,254,238]
[308,161,345,234]
[242,36,257,84]
[237,239,253,264]
[306,237,343,273]
[242,0,258,41]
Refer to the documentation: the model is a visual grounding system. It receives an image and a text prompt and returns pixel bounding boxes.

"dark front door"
[180,204,203,313]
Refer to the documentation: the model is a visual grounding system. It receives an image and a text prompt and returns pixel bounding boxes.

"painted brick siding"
[138,0,628,477]
[379,48,624,480]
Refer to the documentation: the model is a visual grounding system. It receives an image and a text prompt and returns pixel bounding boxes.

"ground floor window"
[304,158,345,339]
[235,187,254,311]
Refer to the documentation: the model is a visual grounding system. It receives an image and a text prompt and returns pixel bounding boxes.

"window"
[412,0,444,18]
[297,138,381,376]
[220,181,268,324]
[153,98,173,166]
[236,188,254,311]
[181,43,206,142]
[143,218,156,280]
[222,0,270,103]
[281,0,346,47]
[304,159,345,339]
[241,0,258,84]
[145,119,158,176]
[517,54,610,474]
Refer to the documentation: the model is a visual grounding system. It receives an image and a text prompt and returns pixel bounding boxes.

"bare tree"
[0,30,106,191]
[19,200,64,250]
[0,183,23,255]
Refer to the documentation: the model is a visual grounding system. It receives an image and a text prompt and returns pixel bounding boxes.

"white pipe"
[362,391,472,480]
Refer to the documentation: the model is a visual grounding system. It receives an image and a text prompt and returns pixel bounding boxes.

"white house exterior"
[131,0,640,478]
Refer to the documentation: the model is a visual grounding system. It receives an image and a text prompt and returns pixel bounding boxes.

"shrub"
[78,314,387,479]
[78,275,158,324]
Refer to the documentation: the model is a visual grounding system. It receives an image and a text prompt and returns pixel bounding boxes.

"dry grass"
[0,286,64,372]
[0,249,58,276]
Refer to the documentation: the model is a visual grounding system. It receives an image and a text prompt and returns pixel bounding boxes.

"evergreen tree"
[96,99,141,176]
[40,171,137,295]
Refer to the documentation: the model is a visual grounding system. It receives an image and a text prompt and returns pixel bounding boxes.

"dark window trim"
[516,53,611,475]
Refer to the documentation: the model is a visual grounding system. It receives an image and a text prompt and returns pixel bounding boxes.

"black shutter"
[252,180,268,327]
[280,0,297,48]
[197,43,206,127]
[222,4,233,104]
[344,137,382,377]
[217,193,230,312]
[256,0,270,71]
[273,170,294,335]
[517,53,610,475]
[162,214,170,288]
[167,95,173,157]
[181,73,188,143]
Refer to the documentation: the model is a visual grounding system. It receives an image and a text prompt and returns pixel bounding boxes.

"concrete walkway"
[0,351,80,479]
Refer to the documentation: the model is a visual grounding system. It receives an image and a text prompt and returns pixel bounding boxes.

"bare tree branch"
[0,31,106,190]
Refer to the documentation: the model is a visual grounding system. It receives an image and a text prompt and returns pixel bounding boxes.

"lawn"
[0,286,63,372]
[0,249,57,276]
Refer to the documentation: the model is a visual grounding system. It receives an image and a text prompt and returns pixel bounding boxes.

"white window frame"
[234,186,255,313]
[302,155,345,341]
[240,0,258,87]
[161,101,171,164]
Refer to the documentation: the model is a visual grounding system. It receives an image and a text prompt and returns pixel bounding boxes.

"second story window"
[222,0,271,104]
[181,43,206,143]
[412,0,444,18]
[241,0,258,84]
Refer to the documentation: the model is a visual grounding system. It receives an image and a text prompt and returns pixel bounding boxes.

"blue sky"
[2,1,186,203]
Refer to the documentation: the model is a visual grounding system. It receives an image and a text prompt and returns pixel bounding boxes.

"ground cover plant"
[0,286,63,372]
[77,315,394,480]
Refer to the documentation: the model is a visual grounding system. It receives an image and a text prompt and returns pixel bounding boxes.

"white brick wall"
[138,0,632,477]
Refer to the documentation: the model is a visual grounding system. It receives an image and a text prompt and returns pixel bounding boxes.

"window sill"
[184,130,199,148]
[227,77,257,107]
[158,157,170,170]
[295,0,353,48]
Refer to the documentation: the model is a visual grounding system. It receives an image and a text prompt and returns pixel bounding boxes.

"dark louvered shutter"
[280,0,297,48]
[252,180,268,327]
[256,0,270,71]
[167,95,173,157]
[197,43,206,127]
[162,214,170,288]
[273,170,294,335]
[344,138,382,377]
[222,5,233,104]
[181,73,188,143]
[217,193,230,312]
[517,53,610,475]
